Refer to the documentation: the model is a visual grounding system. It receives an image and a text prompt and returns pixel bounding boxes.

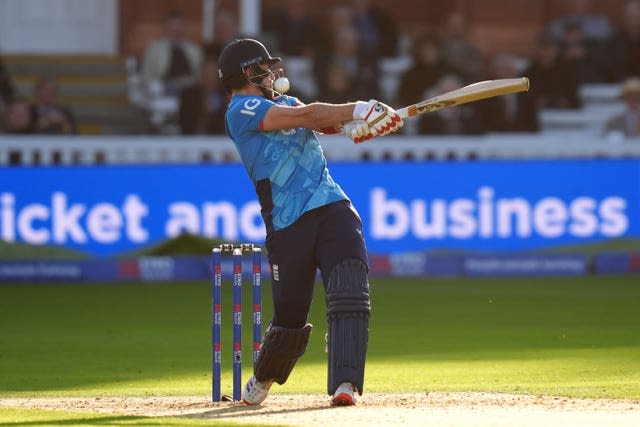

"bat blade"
[396,77,530,118]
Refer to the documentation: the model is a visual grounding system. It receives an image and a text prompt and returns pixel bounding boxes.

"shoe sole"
[331,392,356,406]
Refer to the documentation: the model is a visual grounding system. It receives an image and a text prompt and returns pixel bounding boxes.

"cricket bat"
[396,77,530,119]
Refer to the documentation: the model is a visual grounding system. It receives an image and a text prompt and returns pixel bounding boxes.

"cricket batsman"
[217,38,403,406]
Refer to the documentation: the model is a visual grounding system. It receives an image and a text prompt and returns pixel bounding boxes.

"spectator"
[604,76,640,139]
[328,2,354,30]
[263,0,320,57]
[523,33,580,109]
[0,56,15,106]
[418,74,483,135]
[30,76,76,135]
[3,99,33,134]
[203,9,241,60]
[545,0,614,43]
[322,61,361,103]
[607,0,640,81]
[314,25,380,101]
[141,11,203,96]
[440,12,485,83]
[179,58,227,135]
[558,20,612,84]
[397,32,458,109]
[0,56,15,129]
[349,0,399,57]
[315,3,355,53]
[478,53,539,132]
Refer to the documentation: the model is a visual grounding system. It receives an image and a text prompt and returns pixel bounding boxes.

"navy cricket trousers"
[265,200,368,329]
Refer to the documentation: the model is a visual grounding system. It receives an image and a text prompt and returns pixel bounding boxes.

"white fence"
[1,133,640,165]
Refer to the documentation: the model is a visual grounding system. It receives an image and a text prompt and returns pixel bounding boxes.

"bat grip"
[396,107,409,119]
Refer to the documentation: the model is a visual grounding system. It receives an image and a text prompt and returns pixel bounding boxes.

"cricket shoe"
[331,382,357,406]
[242,375,273,405]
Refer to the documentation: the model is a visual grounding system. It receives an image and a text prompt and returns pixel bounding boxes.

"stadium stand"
[539,83,625,134]
[3,55,148,135]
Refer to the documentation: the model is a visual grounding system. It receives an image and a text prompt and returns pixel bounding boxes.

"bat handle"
[396,106,409,119]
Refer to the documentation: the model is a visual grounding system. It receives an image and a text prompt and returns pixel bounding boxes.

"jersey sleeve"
[226,96,275,138]
[275,94,303,107]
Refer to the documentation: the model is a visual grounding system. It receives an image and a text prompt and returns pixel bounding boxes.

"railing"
[1,133,640,166]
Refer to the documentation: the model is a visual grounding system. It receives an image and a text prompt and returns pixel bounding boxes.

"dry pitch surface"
[2,392,640,426]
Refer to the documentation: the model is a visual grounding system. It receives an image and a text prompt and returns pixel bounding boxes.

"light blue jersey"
[225,94,348,232]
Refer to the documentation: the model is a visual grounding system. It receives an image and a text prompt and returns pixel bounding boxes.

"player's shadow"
[184,400,334,420]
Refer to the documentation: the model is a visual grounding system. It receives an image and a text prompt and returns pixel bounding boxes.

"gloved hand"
[343,119,375,144]
[353,99,404,137]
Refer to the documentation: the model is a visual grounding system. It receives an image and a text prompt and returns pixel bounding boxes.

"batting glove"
[353,100,404,137]
[343,119,375,144]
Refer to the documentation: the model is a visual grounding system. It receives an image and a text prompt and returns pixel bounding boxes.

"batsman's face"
[247,62,276,96]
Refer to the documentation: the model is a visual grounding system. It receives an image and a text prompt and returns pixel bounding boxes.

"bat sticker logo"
[416,100,456,114]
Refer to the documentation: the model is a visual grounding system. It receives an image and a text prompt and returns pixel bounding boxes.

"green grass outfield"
[1,276,639,425]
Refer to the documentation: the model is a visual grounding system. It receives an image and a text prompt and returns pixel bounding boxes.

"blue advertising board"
[0,256,271,283]
[1,160,638,257]
[332,160,639,253]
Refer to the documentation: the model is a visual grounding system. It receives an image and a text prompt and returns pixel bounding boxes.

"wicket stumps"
[211,243,262,402]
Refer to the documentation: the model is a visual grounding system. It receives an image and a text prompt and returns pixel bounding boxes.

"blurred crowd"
[1,0,640,138]
[0,63,76,135]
